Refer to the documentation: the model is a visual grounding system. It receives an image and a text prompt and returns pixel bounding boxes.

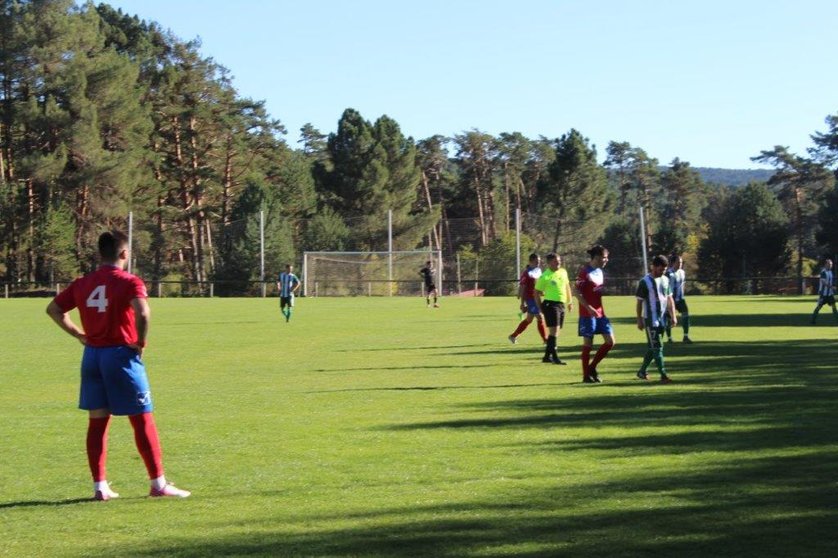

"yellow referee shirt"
[535,267,570,302]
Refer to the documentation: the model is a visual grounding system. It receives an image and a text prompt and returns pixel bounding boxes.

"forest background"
[2,1,838,295]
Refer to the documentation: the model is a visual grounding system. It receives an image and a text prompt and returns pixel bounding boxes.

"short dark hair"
[587,245,608,258]
[528,253,539,262]
[545,252,558,263]
[98,231,128,260]
[652,254,669,267]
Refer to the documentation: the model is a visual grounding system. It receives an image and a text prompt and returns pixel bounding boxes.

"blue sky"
[100,0,837,169]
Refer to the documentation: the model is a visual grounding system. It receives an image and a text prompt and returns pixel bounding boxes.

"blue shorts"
[524,298,539,315]
[79,346,153,416]
[578,316,613,338]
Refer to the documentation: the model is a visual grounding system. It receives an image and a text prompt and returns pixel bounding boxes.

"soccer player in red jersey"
[508,253,548,344]
[46,231,190,500]
[575,245,615,384]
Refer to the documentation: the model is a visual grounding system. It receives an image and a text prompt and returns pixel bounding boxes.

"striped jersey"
[666,268,686,301]
[278,272,300,297]
[636,273,671,327]
[819,268,835,297]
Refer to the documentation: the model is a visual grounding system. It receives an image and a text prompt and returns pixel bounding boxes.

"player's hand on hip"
[128,344,144,358]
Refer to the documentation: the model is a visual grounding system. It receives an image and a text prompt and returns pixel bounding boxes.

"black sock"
[544,335,556,359]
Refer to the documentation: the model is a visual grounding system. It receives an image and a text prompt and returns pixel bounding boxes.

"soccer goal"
[303,250,443,297]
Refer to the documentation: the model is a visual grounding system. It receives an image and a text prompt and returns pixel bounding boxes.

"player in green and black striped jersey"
[635,255,677,383]
[811,258,837,324]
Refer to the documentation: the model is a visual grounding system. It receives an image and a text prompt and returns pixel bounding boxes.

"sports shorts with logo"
[578,316,613,338]
[643,324,665,350]
[79,346,153,415]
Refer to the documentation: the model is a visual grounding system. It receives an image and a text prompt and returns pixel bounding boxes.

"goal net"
[303,250,442,296]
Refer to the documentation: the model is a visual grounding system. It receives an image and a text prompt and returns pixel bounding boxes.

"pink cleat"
[150,483,191,498]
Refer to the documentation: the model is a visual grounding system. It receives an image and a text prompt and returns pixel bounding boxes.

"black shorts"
[425,283,436,292]
[674,299,689,314]
[541,300,566,329]
[280,295,294,308]
[819,295,836,306]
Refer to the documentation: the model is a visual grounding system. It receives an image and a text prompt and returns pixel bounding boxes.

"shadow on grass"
[93,455,838,557]
[307,382,566,394]
[0,498,93,509]
[95,337,838,557]
[606,312,821,328]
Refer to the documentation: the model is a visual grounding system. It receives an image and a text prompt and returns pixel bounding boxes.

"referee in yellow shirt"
[534,253,573,364]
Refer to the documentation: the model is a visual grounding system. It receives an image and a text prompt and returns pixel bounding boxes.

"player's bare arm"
[534,289,544,314]
[46,300,87,345]
[667,295,678,327]
[636,299,644,330]
[129,297,151,357]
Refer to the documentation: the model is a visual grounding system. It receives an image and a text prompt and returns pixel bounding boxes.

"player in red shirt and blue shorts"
[46,231,190,500]
[575,245,615,384]
[508,253,548,344]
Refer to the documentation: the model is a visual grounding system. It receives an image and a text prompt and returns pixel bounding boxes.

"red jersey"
[576,264,605,318]
[519,265,542,300]
[53,265,148,347]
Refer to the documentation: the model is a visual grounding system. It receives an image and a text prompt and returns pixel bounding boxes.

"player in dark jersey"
[46,231,190,500]
[508,253,547,344]
[575,245,614,383]
[635,255,677,383]
[420,261,439,307]
[277,264,300,322]
[664,254,692,342]
[811,258,837,324]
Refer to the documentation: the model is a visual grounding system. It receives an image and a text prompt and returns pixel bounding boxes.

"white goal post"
[303,250,443,297]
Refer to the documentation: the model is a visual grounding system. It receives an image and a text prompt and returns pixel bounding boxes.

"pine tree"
[752,146,834,293]
[538,129,611,253]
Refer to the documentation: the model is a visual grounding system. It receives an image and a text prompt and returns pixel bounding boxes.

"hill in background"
[693,167,774,187]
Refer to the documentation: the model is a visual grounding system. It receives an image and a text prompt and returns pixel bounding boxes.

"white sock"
[151,475,167,490]
[94,480,110,492]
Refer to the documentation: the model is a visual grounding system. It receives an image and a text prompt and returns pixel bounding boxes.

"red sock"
[86,416,111,482]
[536,320,547,341]
[511,320,530,337]
[129,413,164,479]
[581,346,592,379]
[591,342,614,368]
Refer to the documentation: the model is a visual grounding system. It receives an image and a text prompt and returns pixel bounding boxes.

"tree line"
[2,1,837,294]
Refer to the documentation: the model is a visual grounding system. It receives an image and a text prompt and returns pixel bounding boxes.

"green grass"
[1,295,837,557]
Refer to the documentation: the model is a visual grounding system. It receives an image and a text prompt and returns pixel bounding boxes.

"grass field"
[1,295,837,557]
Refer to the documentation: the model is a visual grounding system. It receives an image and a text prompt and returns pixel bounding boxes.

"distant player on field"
[534,253,572,365]
[420,261,439,307]
[277,264,300,323]
[810,257,837,324]
[575,245,614,384]
[508,253,547,345]
[635,255,677,383]
[46,231,190,500]
[664,254,692,343]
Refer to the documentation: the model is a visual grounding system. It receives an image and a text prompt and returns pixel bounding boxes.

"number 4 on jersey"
[86,285,108,313]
